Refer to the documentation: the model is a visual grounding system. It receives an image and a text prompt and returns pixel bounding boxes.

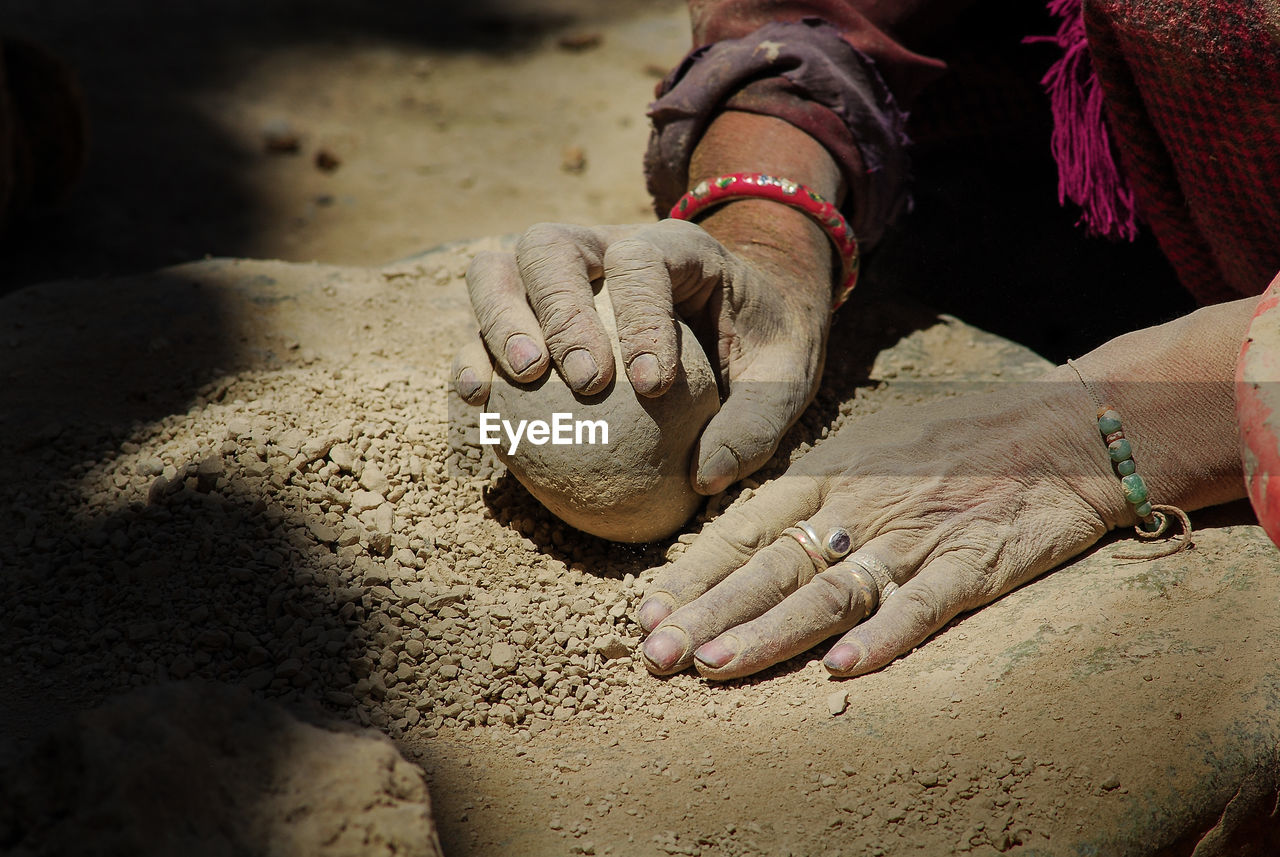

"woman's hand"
[636,293,1257,679]
[635,371,1126,678]
[454,111,845,495]
[453,214,833,494]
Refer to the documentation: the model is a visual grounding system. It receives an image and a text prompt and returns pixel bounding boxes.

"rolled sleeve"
[645,19,920,250]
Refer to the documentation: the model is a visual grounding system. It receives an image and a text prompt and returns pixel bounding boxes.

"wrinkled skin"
[637,300,1253,679]
[451,106,1253,680]
[636,373,1117,679]
[454,218,831,495]
[453,112,841,496]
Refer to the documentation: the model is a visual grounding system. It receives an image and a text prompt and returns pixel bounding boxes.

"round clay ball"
[486,284,720,542]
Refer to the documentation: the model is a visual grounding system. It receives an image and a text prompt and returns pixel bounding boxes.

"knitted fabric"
[1084,0,1280,302]
[1028,0,1139,240]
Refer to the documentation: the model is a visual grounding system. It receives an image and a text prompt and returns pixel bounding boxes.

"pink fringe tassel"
[1028,0,1138,240]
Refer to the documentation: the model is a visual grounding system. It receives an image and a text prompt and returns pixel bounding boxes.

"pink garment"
[656,0,1280,303]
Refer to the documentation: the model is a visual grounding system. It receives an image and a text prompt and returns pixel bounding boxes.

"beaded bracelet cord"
[667,172,859,312]
[1067,359,1192,559]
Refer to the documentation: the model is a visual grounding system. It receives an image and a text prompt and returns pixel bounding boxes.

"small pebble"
[360,464,389,495]
[329,443,358,472]
[490,642,518,671]
[351,490,383,512]
[314,148,341,172]
[561,145,587,174]
[262,119,300,153]
[592,635,631,661]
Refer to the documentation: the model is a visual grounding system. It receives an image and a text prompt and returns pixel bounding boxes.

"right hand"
[452,215,833,494]
[634,369,1118,679]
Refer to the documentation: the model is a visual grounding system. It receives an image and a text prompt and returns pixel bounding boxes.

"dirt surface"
[3,250,1279,856]
[4,2,1279,855]
[2,0,688,292]
[1,682,443,857]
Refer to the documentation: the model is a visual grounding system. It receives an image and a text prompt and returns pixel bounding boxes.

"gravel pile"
[0,355,737,738]
[0,277,1053,750]
[12,257,1186,856]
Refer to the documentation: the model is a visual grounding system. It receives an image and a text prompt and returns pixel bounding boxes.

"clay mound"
[0,682,443,857]
[487,283,720,543]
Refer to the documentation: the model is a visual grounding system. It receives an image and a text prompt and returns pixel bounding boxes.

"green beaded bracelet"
[1067,358,1191,559]
[1095,406,1163,534]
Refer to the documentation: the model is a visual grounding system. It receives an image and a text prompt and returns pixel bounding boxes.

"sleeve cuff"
[644,18,913,250]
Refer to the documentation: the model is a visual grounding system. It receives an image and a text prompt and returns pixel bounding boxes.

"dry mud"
[2,245,1279,856]
[488,282,720,542]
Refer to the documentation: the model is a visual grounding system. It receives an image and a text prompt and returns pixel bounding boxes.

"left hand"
[636,371,1128,679]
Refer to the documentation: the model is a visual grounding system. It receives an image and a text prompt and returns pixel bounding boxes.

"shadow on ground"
[0,0,667,293]
[0,270,370,761]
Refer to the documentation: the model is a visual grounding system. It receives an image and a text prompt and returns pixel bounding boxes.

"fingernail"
[698,446,739,494]
[642,626,691,672]
[824,639,867,674]
[562,348,599,391]
[457,368,481,400]
[506,335,541,374]
[628,353,661,395]
[636,597,672,632]
[694,635,738,670]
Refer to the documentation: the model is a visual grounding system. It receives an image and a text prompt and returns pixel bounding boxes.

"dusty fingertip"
[456,367,482,401]
[823,639,867,676]
[694,446,739,496]
[562,347,604,392]
[505,334,543,376]
[692,635,737,671]
[641,625,691,674]
[636,596,673,632]
[627,352,668,397]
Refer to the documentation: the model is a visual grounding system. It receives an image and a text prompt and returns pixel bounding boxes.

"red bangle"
[668,172,859,311]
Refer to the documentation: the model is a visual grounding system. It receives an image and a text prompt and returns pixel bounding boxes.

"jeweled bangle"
[667,172,860,312]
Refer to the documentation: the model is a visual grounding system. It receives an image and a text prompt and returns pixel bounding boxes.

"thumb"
[451,337,495,406]
[693,368,816,495]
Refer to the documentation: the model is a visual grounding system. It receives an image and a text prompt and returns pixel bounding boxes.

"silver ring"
[784,522,857,575]
[795,521,822,550]
[837,551,897,612]
[782,524,826,575]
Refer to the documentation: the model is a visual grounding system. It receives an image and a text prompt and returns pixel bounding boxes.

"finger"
[516,223,614,395]
[641,491,845,676]
[451,337,493,405]
[693,367,816,495]
[689,534,907,680]
[691,566,872,680]
[601,236,679,397]
[603,220,729,397]
[641,538,812,676]
[635,473,821,632]
[823,554,982,678]
[466,250,550,382]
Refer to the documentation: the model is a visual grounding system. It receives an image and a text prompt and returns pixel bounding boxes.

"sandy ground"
[3,0,687,291]
[4,2,1280,856]
[3,252,1279,856]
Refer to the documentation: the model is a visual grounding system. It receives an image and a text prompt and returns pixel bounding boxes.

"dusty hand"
[453,218,831,494]
[635,373,1129,679]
